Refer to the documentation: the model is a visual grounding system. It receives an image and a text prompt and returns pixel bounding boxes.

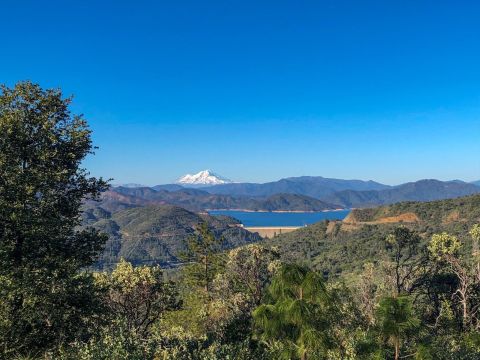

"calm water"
[208,209,350,227]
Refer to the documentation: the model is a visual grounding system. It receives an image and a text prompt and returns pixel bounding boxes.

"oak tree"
[0,82,108,356]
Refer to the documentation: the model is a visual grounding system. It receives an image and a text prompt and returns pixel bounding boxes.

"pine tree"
[375,296,420,360]
[385,227,426,295]
[253,264,338,360]
[181,222,224,296]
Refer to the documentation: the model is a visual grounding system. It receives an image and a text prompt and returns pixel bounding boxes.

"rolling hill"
[264,194,480,278]
[107,186,339,212]
[84,204,262,269]
[252,193,338,211]
[323,179,480,208]
[83,185,480,274]
[151,177,480,209]
[200,176,390,198]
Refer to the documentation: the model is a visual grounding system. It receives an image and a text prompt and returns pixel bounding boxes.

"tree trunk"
[301,350,307,360]
[394,339,399,360]
[462,297,468,329]
[204,255,209,294]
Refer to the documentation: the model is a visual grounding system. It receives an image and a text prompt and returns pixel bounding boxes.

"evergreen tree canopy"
[253,264,338,360]
[375,296,420,360]
[181,222,225,295]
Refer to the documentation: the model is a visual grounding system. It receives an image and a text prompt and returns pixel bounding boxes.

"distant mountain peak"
[113,183,146,188]
[176,170,232,185]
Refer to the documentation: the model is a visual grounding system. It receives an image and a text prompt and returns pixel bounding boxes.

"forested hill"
[265,194,480,278]
[146,178,480,209]
[200,176,389,198]
[102,187,339,212]
[344,193,480,224]
[323,179,480,208]
[247,193,339,211]
[83,204,262,269]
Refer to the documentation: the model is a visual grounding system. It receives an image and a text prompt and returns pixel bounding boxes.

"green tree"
[0,82,108,356]
[469,224,480,257]
[470,224,480,278]
[205,245,280,344]
[375,296,420,360]
[220,244,280,307]
[182,222,224,295]
[385,227,426,296]
[253,264,338,360]
[428,231,480,329]
[357,262,380,326]
[94,259,179,337]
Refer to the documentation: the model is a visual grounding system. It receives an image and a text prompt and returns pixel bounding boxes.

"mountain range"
[98,187,338,212]
[84,190,480,271]
[149,174,480,210]
[82,174,480,270]
[323,179,480,208]
[93,171,480,214]
[200,176,390,198]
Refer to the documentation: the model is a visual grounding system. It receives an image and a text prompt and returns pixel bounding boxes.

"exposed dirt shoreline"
[244,226,300,238]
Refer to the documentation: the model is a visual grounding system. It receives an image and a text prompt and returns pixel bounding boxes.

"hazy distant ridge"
[199,176,390,198]
[324,179,480,208]
[109,186,338,212]
[116,176,480,211]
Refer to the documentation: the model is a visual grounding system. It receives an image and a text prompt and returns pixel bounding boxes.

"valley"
[82,203,262,269]
[85,181,480,273]
[83,171,480,270]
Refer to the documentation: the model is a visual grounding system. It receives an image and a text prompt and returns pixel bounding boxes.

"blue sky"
[2,1,479,185]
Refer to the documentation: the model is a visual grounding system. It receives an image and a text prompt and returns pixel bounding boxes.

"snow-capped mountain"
[176,170,232,186]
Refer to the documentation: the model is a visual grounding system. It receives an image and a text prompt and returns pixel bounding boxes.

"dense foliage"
[0,82,108,357]
[266,194,480,277]
[55,223,480,359]
[82,204,262,269]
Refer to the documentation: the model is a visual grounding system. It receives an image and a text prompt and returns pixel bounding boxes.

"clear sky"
[2,1,479,185]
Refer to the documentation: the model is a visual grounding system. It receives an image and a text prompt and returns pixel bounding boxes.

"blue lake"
[208,209,351,227]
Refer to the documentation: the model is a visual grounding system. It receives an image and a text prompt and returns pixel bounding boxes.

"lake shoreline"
[208,209,351,227]
[207,208,346,213]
